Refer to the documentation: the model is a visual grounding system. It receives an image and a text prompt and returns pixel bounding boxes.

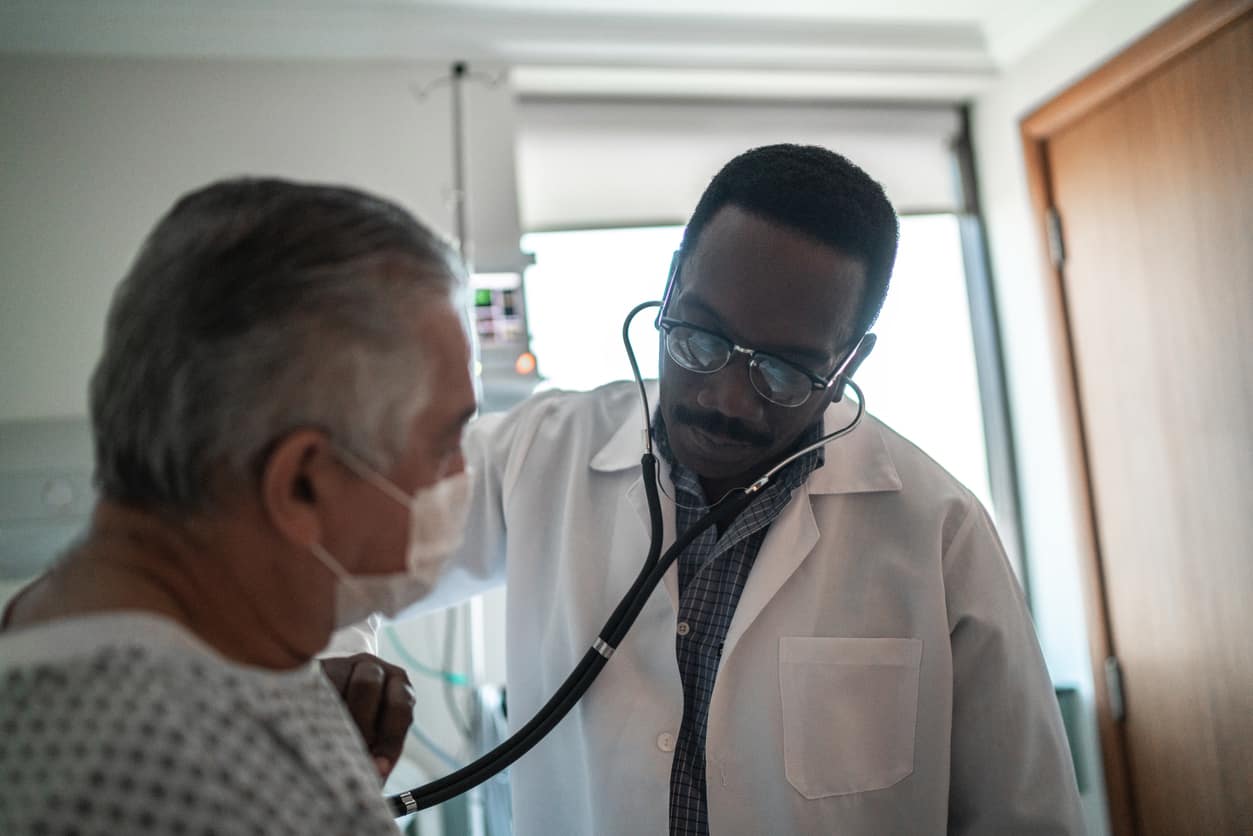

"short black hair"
[682,143,899,340]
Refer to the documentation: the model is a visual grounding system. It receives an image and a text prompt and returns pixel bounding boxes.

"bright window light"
[855,214,992,511]
[521,225,683,391]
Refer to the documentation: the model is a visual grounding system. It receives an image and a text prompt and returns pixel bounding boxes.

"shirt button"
[657,732,676,753]
[676,621,691,637]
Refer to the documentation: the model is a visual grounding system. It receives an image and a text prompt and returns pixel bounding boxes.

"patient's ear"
[260,430,339,550]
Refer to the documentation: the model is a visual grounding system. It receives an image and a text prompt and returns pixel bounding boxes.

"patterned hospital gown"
[0,612,399,835]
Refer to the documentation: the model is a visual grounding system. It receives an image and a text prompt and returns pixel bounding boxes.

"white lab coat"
[388,381,1085,835]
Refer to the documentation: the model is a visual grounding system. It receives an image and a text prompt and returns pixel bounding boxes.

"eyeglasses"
[658,317,856,408]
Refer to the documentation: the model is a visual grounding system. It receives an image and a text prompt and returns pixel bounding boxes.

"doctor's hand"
[321,653,415,781]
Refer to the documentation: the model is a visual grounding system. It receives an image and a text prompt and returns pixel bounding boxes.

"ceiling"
[0,0,1096,100]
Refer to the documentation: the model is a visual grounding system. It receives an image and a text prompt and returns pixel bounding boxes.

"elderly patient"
[0,179,477,834]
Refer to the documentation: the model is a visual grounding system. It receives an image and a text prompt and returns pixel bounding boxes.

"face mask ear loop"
[310,541,369,604]
[332,445,412,507]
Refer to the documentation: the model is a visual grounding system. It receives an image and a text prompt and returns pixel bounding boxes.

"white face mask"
[310,448,473,628]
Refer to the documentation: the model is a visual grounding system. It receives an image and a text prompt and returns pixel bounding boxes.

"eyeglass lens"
[664,325,812,407]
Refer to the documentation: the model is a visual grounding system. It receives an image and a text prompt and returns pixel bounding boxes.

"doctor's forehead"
[685,207,864,284]
[679,211,865,346]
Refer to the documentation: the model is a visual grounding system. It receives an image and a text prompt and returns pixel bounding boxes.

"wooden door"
[1023,2,1253,834]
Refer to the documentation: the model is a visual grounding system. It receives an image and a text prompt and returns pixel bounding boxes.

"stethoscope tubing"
[388,456,750,815]
[387,297,864,816]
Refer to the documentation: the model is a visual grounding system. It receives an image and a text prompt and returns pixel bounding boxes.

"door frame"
[1018,2,1253,834]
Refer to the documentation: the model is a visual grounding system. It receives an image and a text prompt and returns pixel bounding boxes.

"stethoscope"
[388,255,872,817]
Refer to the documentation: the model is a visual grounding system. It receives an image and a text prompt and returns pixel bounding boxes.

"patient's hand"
[321,653,415,780]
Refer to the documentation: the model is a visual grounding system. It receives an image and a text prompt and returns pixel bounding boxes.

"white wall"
[0,55,523,422]
[972,1,1189,833]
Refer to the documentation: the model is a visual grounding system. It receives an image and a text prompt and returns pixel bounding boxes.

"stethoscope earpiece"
[655,249,683,326]
[832,331,875,403]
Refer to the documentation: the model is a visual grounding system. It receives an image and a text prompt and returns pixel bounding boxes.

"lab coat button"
[676,621,691,636]
[657,732,676,753]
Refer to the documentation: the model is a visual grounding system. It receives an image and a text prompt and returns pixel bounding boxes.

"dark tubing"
[387,460,753,816]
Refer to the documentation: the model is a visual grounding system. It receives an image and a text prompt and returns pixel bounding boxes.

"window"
[520,225,682,391]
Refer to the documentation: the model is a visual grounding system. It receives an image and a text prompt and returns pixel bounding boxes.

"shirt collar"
[589,382,901,496]
[654,412,823,506]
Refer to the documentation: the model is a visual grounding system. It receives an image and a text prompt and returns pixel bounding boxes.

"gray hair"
[89,178,465,511]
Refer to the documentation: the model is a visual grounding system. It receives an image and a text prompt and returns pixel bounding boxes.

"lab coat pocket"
[779,636,922,799]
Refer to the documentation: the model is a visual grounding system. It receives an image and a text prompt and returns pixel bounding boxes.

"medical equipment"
[387,287,870,817]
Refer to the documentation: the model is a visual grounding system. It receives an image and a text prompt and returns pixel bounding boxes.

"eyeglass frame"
[657,316,865,407]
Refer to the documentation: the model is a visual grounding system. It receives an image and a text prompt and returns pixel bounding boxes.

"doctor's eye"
[664,324,733,372]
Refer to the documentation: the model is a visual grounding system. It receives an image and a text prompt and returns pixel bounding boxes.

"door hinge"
[1046,207,1066,269]
[1104,656,1126,722]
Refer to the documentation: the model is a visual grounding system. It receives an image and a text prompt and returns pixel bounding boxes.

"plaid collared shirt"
[654,416,825,836]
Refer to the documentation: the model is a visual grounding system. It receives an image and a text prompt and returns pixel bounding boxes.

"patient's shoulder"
[0,616,394,835]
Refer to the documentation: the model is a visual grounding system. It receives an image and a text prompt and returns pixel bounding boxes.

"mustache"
[673,405,772,448]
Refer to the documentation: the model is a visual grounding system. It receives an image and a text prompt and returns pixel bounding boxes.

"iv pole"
[413,61,505,269]
[409,60,506,836]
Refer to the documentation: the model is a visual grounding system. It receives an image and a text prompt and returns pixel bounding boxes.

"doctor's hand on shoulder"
[321,653,415,781]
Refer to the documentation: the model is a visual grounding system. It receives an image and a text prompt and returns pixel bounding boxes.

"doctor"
[376,144,1084,834]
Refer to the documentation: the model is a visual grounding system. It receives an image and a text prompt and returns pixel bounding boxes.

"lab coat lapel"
[719,399,902,663]
[624,466,681,613]
[720,482,819,663]
[594,380,683,613]
[597,385,902,648]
